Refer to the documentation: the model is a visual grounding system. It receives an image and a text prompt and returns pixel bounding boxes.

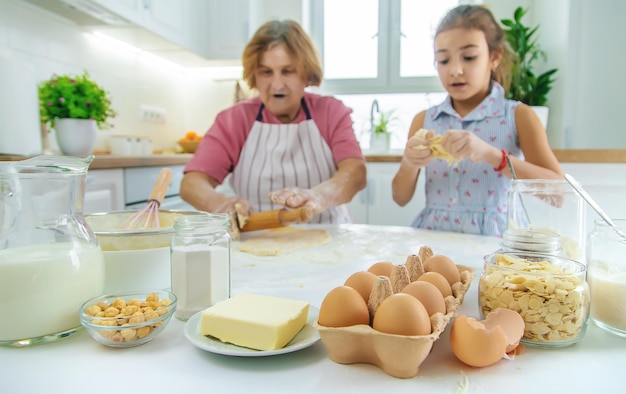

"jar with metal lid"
[479,251,590,348]
[507,179,586,263]
[500,228,561,254]
[170,213,231,321]
[586,219,626,337]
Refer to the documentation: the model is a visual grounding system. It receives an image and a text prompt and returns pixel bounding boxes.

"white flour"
[171,244,230,320]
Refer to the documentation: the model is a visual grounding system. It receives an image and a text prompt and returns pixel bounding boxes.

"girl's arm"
[508,104,563,179]
[392,111,432,206]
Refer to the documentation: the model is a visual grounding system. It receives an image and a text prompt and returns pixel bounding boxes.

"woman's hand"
[270,187,327,216]
[212,196,251,219]
[402,130,434,168]
[442,129,498,163]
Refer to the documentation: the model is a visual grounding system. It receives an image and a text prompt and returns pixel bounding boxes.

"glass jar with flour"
[587,219,626,337]
[170,213,231,321]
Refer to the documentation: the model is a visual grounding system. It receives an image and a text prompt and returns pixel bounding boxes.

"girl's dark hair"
[435,5,513,91]
[242,20,323,89]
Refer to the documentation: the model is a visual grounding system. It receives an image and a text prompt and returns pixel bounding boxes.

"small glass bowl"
[479,252,589,348]
[79,290,177,348]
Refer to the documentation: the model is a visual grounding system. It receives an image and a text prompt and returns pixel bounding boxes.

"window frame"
[309,0,477,95]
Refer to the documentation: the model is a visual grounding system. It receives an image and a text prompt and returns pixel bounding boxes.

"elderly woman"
[181,20,366,224]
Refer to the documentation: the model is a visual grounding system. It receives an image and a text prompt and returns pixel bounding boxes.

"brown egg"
[318,286,370,328]
[417,271,452,297]
[344,271,378,303]
[367,261,394,277]
[450,308,525,367]
[401,281,446,316]
[423,255,461,285]
[372,293,431,336]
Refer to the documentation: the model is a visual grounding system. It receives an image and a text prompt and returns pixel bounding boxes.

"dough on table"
[238,226,332,256]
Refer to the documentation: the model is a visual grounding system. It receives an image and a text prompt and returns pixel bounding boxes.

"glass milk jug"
[0,155,105,346]
[507,180,586,264]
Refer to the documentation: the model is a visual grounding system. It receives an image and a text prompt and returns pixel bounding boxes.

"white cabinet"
[92,0,250,61]
[84,169,125,214]
[348,162,426,226]
[196,0,251,60]
[93,0,188,50]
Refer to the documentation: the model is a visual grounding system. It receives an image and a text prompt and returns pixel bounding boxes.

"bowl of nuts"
[79,291,177,348]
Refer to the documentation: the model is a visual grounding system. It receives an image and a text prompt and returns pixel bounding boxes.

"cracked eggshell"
[481,308,525,352]
[450,308,525,367]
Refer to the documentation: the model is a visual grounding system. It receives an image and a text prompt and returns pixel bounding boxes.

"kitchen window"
[309,0,476,95]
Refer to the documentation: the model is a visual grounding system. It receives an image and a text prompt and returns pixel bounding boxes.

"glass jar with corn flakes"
[479,251,590,348]
[587,219,626,338]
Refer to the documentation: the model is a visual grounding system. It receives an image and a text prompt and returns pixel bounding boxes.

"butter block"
[199,293,310,351]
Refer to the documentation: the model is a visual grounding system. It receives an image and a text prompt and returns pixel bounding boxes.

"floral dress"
[412,82,522,236]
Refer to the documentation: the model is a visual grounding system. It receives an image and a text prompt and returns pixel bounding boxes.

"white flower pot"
[369,132,390,152]
[54,118,98,157]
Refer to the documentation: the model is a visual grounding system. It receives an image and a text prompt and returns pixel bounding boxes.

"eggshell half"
[417,271,452,297]
[367,261,394,277]
[423,255,461,285]
[372,293,431,336]
[450,315,508,367]
[481,308,525,352]
[344,271,378,303]
[400,281,446,316]
[318,286,370,328]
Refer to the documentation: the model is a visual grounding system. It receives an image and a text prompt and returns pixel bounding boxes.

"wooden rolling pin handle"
[278,207,313,224]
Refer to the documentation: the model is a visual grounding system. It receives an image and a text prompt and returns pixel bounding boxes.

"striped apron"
[231,100,351,224]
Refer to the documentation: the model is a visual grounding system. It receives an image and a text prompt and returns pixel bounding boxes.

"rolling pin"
[240,207,313,232]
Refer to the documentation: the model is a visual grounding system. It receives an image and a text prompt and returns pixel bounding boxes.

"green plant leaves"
[501,7,558,106]
[38,71,116,129]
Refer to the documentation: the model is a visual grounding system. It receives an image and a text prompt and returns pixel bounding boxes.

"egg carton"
[314,250,474,379]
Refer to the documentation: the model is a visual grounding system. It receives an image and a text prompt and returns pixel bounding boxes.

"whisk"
[120,168,173,230]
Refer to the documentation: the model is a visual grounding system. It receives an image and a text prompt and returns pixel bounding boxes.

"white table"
[1,224,623,393]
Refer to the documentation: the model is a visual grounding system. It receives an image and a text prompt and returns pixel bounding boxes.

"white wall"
[0,0,236,154]
[489,0,626,149]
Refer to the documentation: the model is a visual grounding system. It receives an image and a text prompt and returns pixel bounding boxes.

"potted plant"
[369,108,398,152]
[38,71,116,156]
[501,7,558,116]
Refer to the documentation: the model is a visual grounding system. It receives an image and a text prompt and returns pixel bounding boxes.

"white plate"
[184,306,320,357]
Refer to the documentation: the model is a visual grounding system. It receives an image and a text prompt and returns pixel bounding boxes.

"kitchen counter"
[0,224,622,393]
[2,149,625,169]
[365,149,626,163]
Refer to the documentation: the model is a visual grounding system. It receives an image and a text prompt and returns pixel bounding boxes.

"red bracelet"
[494,149,508,172]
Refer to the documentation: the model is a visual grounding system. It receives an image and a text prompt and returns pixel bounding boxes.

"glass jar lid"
[502,228,561,253]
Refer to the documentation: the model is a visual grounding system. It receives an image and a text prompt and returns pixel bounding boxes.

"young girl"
[392,5,562,236]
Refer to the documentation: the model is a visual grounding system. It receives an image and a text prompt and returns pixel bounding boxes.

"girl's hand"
[442,129,496,163]
[401,130,434,168]
[270,187,326,216]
